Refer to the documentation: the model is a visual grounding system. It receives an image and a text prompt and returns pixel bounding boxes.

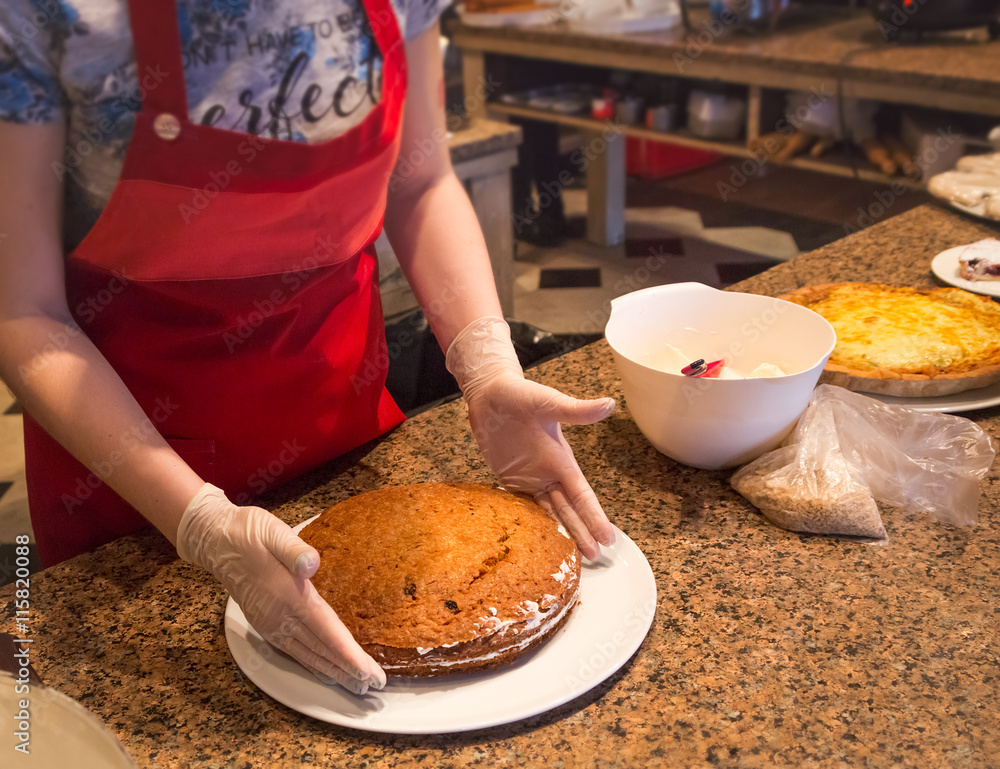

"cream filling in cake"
[380,588,580,671]
[551,557,574,582]
[380,547,580,672]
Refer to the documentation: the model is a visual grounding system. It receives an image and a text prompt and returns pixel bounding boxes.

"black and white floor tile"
[0,389,32,584]
[511,189,796,335]
[0,389,27,547]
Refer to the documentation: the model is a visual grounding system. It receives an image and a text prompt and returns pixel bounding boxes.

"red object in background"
[626,137,721,180]
[591,98,615,120]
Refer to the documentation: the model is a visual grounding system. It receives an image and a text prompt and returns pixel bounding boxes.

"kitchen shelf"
[784,152,924,189]
[488,100,924,190]
[490,101,751,158]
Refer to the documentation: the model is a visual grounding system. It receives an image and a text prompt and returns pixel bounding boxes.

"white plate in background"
[947,199,1000,225]
[455,2,556,28]
[866,379,1000,413]
[931,244,1000,298]
[224,522,657,734]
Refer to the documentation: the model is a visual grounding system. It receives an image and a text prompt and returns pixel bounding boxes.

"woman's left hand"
[446,317,616,559]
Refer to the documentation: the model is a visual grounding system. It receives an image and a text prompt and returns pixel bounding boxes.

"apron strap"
[364,0,406,137]
[126,0,189,117]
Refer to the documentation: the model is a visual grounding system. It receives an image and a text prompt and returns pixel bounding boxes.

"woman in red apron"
[0,0,616,694]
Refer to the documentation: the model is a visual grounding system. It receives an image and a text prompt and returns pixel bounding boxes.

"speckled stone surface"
[448,118,522,165]
[2,204,1000,767]
[451,8,1000,100]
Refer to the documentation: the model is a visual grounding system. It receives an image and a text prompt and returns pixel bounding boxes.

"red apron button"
[153,113,182,141]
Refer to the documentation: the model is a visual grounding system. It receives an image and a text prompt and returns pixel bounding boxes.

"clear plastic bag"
[731,385,997,539]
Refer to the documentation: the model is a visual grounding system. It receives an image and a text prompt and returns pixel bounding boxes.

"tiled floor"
[0,161,931,561]
[0,389,26,543]
[510,187,797,334]
[509,159,932,335]
[0,387,31,581]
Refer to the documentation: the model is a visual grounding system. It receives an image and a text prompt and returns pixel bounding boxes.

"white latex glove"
[446,316,616,559]
[176,484,385,695]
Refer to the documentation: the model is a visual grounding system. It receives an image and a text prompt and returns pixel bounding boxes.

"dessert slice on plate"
[958,238,1000,282]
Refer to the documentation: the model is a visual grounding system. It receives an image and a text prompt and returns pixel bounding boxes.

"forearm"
[383,170,505,351]
[0,314,204,544]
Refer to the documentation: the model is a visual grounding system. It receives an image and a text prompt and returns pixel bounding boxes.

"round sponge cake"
[300,482,581,677]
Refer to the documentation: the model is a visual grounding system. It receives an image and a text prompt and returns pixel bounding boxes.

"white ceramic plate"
[948,199,1000,225]
[865,379,1000,413]
[224,522,656,734]
[567,10,681,35]
[931,244,1000,298]
[456,3,556,28]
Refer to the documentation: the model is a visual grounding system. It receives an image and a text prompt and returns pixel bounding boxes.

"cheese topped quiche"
[780,283,1000,397]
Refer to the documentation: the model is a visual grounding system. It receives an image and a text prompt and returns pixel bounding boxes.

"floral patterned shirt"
[0,0,447,249]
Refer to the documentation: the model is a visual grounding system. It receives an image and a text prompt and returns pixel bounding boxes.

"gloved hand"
[176,483,385,695]
[446,316,616,559]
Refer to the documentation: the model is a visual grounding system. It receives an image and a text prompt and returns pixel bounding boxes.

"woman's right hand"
[176,484,385,695]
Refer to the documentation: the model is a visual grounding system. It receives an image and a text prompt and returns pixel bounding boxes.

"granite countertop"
[448,118,522,165]
[3,204,1000,767]
[451,8,1000,100]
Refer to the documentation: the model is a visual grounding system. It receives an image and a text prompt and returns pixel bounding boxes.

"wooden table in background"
[452,8,1000,245]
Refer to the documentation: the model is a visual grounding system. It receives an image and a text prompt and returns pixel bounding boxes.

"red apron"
[23,0,407,567]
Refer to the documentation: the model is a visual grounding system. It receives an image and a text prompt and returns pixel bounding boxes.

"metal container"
[707,0,790,33]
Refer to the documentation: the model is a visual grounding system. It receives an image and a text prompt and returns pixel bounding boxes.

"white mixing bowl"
[606,282,837,470]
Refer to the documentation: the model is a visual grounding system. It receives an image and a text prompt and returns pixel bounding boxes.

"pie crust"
[779,283,1000,397]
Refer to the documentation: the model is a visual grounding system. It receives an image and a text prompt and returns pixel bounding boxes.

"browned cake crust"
[300,483,581,677]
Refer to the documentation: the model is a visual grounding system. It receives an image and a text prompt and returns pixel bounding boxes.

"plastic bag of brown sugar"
[731,385,996,539]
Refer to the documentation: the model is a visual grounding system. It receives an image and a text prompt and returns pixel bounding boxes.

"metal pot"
[707,0,791,34]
